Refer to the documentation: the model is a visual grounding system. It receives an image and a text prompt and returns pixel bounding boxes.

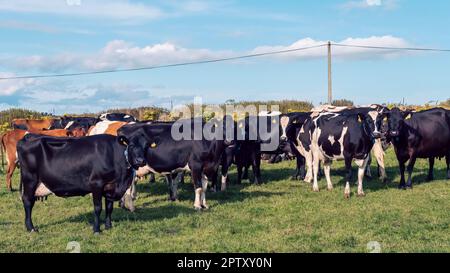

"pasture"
[0,149,449,253]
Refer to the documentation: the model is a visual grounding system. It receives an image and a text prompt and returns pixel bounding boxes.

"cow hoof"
[93,232,101,236]
[29,228,39,233]
[398,184,406,190]
[357,192,366,197]
[344,193,350,199]
[327,186,333,191]
[194,206,202,211]
[313,188,320,192]
[201,205,209,210]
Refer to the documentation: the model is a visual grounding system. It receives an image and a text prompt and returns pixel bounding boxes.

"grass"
[0,149,449,253]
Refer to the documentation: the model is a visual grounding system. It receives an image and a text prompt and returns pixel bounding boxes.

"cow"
[98,113,137,123]
[12,118,57,131]
[308,111,382,198]
[384,107,450,189]
[218,112,283,191]
[49,116,97,132]
[117,117,234,210]
[17,133,143,233]
[282,105,389,184]
[88,121,129,136]
[1,129,85,191]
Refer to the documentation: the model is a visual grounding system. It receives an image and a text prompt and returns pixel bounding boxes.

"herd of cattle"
[1,105,449,234]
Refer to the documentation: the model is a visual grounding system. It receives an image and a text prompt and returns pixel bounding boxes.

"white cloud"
[0,0,165,20]
[0,72,36,95]
[342,0,398,10]
[1,36,413,74]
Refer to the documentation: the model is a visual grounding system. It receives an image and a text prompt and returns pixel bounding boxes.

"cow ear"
[404,112,412,120]
[357,114,364,123]
[118,136,129,146]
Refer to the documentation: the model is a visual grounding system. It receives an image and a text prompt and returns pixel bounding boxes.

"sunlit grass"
[0,149,449,253]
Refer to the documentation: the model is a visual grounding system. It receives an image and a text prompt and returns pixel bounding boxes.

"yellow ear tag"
[272,119,277,124]
[383,117,388,122]
[358,116,362,123]
[150,143,157,148]
[293,120,297,124]
[405,114,411,120]
[239,123,244,128]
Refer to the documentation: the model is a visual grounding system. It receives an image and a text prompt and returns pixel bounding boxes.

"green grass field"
[0,149,449,253]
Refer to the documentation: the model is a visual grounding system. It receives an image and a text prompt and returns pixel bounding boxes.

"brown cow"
[88,121,128,136]
[1,129,86,191]
[12,118,57,131]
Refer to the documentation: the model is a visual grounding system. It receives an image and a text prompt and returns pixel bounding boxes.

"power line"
[332,43,450,52]
[0,44,327,81]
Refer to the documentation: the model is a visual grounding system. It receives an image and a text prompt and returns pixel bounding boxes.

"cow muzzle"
[372,131,382,139]
[390,131,399,137]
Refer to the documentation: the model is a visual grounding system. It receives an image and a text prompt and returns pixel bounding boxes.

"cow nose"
[373,132,382,139]
[134,157,146,168]
[280,136,287,141]
[390,131,399,137]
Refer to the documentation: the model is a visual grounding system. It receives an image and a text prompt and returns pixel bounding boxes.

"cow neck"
[123,145,132,169]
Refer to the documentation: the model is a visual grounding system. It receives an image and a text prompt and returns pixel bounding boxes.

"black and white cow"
[98,113,137,123]
[384,107,450,189]
[117,117,234,210]
[17,134,144,233]
[308,111,381,197]
[50,116,98,132]
[282,105,389,186]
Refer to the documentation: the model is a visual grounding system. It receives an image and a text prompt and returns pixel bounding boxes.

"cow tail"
[0,132,5,172]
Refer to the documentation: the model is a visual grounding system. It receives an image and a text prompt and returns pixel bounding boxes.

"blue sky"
[0,0,449,114]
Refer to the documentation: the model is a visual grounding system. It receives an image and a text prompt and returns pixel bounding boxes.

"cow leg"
[427,157,435,181]
[312,156,320,192]
[365,154,372,179]
[148,173,156,184]
[292,154,306,180]
[446,154,450,179]
[236,165,243,185]
[323,160,333,191]
[21,172,38,232]
[92,191,103,234]
[398,160,407,190]
[121,180,136,212]
[251,153,262,185]
[373,139,387,183]
[104,198,114,230]
[405,157,416,189]
[242,165,250,180]
[6,159,16,191]
[304,151,313,183]
[201,175,209,210]
[355,157,369,197]
[166,174,178,202]
[191,167,203,210]
[344,157,353,199]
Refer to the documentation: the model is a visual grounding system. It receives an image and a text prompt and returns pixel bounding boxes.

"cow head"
[117,126,148,170]
[67,127,87,137]
[384,108,412,137]
[357,112,383,140]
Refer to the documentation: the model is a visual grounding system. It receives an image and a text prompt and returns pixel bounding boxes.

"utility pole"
[328,41,332,105]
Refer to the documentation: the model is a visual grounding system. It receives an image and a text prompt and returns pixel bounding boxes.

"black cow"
[117,117,234,210]
[99,113,137,123]
[50,116,98,131]
[218,114,283,191]
[301,111,381,197]
[384,107,450,189]
[17,134,143,233]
